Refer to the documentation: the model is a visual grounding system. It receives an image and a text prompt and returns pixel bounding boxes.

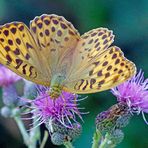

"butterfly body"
[48,73,65,99]
[0,14,136,100]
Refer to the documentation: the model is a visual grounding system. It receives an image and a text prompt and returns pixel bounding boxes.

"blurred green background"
[0,0,148,148]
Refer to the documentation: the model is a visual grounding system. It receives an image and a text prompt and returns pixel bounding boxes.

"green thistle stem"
[14,116,29,146]
[29,116,41,148]
[40,131,49,148]
[92,130,102,148]
[99,133,115,148]
[14,110,40,148]
[64,141,74,148]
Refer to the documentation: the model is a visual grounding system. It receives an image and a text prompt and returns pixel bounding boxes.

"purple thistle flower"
[111,70,148,123]
[0,65,21,87]
[30,87,83,129]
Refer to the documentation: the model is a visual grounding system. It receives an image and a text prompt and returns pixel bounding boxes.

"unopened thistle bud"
[108,129,124,145]
[96,103,131,133]
[2,84,18,106]
[51,132,65,146]
[67,123,82,141]
[1,106,12,117]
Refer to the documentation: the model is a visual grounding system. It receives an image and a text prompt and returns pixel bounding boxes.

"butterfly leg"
[61,92,67,108]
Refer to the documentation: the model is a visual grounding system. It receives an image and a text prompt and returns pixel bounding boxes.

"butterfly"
[0,14,136,99]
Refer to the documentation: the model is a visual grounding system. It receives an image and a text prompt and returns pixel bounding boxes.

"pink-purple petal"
[0,65,21,87]
[32,88,83,128]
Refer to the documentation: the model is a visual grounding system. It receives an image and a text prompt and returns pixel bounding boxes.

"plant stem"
[40,131,49,148]
[92,130,102,148]
[64,141,74,148]
[99,133,116,148]
[29,117,40,148]
[14,116,29,146]
[15,112,40,148]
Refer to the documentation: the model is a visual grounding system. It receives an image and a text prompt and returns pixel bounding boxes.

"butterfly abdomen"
[48,84,62,99]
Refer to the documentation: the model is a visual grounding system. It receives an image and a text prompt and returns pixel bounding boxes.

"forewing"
[30,14,80,76]
[0,22,50,85]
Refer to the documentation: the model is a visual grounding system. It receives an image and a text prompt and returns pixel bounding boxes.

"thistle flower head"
[31,87,83,128]
[27,87,83,145]
[111,70,148,123]
[0,65,21,87]
[111,70,148,113]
